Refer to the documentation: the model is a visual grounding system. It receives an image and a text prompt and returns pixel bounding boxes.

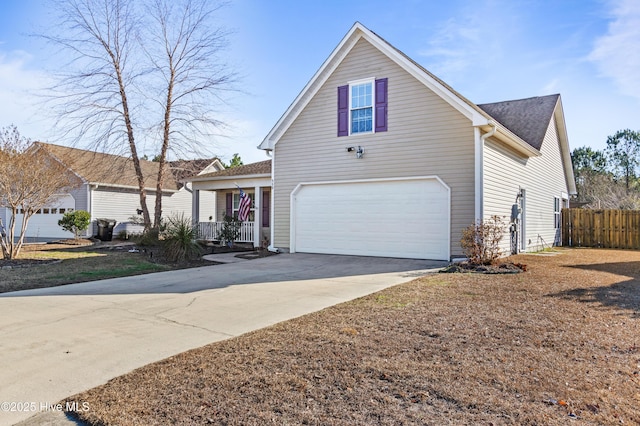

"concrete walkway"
[1,253,446,425]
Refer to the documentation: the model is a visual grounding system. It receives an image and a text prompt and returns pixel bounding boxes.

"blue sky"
[0,0,638,164]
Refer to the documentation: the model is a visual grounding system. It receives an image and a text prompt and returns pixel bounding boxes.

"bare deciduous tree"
[144,0,234,228]
[43,0,234,233]
[0,125,80,259]
[44,0,153,230]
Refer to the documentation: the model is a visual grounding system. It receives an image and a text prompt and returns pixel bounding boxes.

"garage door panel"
[292,178,450,260]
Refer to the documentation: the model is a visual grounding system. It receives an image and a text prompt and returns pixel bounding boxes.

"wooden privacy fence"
[562,208,640,249]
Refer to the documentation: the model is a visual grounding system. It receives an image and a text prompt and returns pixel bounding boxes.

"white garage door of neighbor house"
[15,194,76,240]
[292,177,450,260]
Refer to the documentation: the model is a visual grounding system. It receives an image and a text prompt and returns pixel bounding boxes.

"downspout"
[88,184,98,238]
[475,120,497,220]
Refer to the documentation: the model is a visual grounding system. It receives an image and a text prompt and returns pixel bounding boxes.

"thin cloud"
[589,0,640,100]
[0,50,52,139]
[417,17,484,75]
[415,2,520,80]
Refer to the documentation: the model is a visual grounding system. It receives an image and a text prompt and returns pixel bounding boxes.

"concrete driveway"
[0,253,445,426]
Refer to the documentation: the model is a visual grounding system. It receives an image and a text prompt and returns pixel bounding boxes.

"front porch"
[188,159,272,248]
[197,221,256,243]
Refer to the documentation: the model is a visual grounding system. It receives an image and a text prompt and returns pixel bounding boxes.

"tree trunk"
[154,69,175,230]
[111,52,152,231]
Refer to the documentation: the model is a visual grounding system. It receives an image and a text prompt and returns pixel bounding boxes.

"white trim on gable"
[197,159,225,175]
[258,22,490,151]
[552,96,577,195]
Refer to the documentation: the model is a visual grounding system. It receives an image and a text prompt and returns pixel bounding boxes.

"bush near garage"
[58,210,91,241]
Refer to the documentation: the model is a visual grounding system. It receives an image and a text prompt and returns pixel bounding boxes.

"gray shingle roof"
[197,160,271,178]
[36,143,217,191]
[477,94,560,150]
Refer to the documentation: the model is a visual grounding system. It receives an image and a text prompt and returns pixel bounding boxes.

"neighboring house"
[252,22,576,260]
[3,143,222,241]
[189,160,272,247]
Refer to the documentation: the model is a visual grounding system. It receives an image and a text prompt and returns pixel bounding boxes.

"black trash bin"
[96,219,117,241]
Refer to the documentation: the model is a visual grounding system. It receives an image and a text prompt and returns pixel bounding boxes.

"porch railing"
[197,221,255,243]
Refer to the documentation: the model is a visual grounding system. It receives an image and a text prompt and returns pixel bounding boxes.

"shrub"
[161,213,202,262]
[219,214,241,246]
[460,215,506,265]
[58,210,91,240]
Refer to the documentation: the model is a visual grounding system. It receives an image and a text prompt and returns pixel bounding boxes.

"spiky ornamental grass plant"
[161,213,203,262]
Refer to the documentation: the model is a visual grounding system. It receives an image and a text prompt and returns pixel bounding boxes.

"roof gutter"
[87,182,179,193]
[187,173,271,183]
[493,123,541,158]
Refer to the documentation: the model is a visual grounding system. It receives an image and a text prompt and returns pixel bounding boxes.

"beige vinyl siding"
[483,116,569,253]
[216,191,229,221]
[273,38,475,258]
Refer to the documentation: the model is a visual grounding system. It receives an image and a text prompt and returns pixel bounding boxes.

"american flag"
[238,188,252,222]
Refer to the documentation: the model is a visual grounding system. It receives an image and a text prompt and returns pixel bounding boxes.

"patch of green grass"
[0,251,171,293]
[46,258,169,282]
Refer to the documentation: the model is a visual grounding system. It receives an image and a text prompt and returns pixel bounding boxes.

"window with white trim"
[350,81,373,134]
[554,197,561,229]
[337,78,387,137]
[233,192,255,221]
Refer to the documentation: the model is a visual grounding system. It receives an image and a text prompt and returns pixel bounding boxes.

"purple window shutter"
[337,85,349,137]
[375,78,388,132]
[225,193,232,217]
[262,190,270,228]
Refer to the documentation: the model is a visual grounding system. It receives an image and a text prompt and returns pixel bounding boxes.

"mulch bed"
[64,248,640,425]
[439,261,528,274]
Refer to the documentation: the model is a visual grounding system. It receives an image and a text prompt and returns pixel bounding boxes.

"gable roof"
[478,95,560,151]
[192,160,271,180]
[258,22,541,158]
[35,143,219,191]
[169,158,224,182]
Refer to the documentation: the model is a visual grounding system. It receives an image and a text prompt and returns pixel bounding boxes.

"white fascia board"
[188,173,271,183]
[357,25,487,126]
[553,97,577,195]
[259,23,363,151]
[259,22,489,151]
[191,175,271,191]
[196,159,226,175]
[88,182,179,193]
[485,123,541,158]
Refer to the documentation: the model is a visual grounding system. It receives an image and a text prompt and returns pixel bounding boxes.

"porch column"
[253,185,261,248]
[192,189,200,225]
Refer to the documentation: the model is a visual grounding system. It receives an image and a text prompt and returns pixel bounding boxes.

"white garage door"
[15,194,76,240]
[291,177,450,260]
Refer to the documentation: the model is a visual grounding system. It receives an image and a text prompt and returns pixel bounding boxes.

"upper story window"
[338,78,387,137]
[350,82,373,134]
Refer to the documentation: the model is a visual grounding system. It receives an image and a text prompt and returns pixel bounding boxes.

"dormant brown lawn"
[66,248,640,425]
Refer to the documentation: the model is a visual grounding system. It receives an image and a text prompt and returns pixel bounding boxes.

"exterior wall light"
[346,146,365,159]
